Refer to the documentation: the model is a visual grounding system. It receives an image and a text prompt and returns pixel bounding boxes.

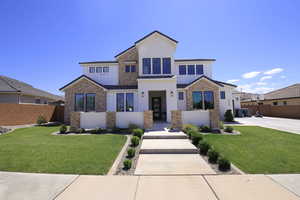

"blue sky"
[0,0,299,95]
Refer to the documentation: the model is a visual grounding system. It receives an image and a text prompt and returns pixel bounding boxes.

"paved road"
[234,117,300,134]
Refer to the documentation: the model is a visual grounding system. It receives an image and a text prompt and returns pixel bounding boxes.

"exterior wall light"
[141,91,145,97]
[170,91,174,97]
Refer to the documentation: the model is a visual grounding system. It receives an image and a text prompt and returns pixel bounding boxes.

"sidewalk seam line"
[133,176,141,200]
[266,175,300,198]
[52,175,80,200]
[203,175,221,200]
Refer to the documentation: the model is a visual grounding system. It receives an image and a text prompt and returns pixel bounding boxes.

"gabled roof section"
[177,75,225,89]
[137,75,175,79]
[59,75,107,91]
[79,61,118,65]
[115,30,178,59]
[175,58,216,62]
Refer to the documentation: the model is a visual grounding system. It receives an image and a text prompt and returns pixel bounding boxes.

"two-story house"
[60,31,238,129]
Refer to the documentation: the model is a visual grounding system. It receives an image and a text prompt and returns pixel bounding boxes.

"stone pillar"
[106,112,116,129]
[209,110,220,129]
[70,112,80,129]
[143,110,153,130]
[171,110,182,129]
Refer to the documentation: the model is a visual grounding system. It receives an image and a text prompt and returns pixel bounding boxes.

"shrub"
[132,128,144,138]
[208,148,219,163]
[198,140,211,155]
[224,109,234,122]
[69,126,77,133]
[131,136,140,147]
[191,133,203,146]
[90,129,98,134]
[59,125,67,134]
[112,127,121,133]
[129,123,139,130]
[127,148,136,158]
[182,124,198,133]
[200,125,212,133]
[36,115,47,125]
[219,121,224,129]
[78,128,85,134]
[225,126,234,133]
[123,159,132,170]
[218,156,231,171]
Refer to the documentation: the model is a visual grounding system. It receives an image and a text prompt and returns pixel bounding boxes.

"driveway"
[234,117,300,134]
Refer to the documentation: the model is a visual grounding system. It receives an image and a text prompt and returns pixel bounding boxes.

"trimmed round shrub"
[182,124,198,134]
[131,136,140,147]
[59,125,67,134]
[132,128,144,138]
[96,128,105,134]
[187,130,197,140]
[225,126,234,133]
[129,123,139,130]
[36,115,47,125]
[90,129,98,134]
[218,157,231,171]
[123,159,132,170]
[127,148,136,158]
[224,109,234,122]
[191,133,203,146]
[200,125,212,133]
[208,148,219,163]
[69,126,77,133]
[198,140,211,155]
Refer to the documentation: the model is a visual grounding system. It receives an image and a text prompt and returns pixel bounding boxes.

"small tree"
[224,109,234,122]
[59,125,67,134]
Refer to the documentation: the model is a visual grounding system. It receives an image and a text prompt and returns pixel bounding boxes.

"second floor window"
[179,65,187,75]
[188,65,195,75]
[142,58,151,74]
[163,57,171,74]
[178,92,184,100]
[152,58,161,74]
[89,67,95,73]
[125,65,136,72]
[179,64,204,75]
[220,91,226,99]
[196,65,204,75]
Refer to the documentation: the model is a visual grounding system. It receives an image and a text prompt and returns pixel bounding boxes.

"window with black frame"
[192,91,203,109]
[204,91,214,109]
[75,93,84,111]
[126,93,134,112]
[86,93,96,111]
[116,93,125,112]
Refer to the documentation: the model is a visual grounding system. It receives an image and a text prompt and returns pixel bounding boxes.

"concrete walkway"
[135,130,215,175]
[234,117,300,134]
[56,175,300,200]
[269,174,300,197]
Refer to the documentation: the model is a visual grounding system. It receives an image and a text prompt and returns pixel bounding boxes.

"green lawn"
[203,126,300,174]
[0,126,126,175]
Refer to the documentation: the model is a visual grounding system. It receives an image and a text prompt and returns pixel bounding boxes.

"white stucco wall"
[219,85,239,119]
[80,112,106,129]
[116,112,144,128]
[137,78,177,122]
[182,110,210,126]
[136,33,177,76]
[82,64,119,85]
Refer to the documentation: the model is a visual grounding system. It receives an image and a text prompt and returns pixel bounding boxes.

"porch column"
[70,112,80,128]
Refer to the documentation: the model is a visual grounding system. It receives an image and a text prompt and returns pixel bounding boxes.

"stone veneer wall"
[171,110,182,129]
[106,112,116,129]
[117,47,139,85]
[70,112,80,128]
[143,110,153,129]
[64,78,107,123]
[186,78,220,128]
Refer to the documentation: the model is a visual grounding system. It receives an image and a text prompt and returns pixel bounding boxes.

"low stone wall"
[171,110,182,129]
[143,110,153,130]
[106,112,116,129]
[0,103,64,126]
[70,112,80,128]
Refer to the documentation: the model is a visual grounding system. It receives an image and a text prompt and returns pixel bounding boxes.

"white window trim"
[178,64,204,76]
[116,92,134,112]
[143,57,171,75]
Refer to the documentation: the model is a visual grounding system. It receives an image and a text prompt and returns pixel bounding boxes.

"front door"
[152,97,161,121]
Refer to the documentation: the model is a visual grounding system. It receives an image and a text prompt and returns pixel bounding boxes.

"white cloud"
[242,71,261,79]
[256,82,267,86]
[280,75,286,79]
[264,68,283,75]
[237,83,273,94]
[260,76,272,81]
[227,79,240,84]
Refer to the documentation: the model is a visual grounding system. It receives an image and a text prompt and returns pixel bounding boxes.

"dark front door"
[152,97,161,121]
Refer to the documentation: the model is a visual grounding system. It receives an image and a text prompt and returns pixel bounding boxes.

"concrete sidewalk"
[56,175,300,200]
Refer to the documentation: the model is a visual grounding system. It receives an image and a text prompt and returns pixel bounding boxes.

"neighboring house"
[60,31,238,129]
[240,92,264,102]
[241,84,300,106]
[0,75,64,104]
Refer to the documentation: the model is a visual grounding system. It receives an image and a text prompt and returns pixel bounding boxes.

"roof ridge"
[0,76,20,92]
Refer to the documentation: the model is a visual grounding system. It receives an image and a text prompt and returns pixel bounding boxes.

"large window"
[125,65,136,72]
[196,65,203,75]
[117,93,134,112]
[152,58,161,74]
[220,91,226,99]
[117,93,125,112]
[192,91,203,109]
[75,93,84,111]
[163,57,171,74]
[179,65,187,75]
[188,65,195,75]
[126,93,134,112]
[142,58,151,74]
[86,93,96,111]
[89,67,95,73]
[178,92,184,100]
[204,91,214,109]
